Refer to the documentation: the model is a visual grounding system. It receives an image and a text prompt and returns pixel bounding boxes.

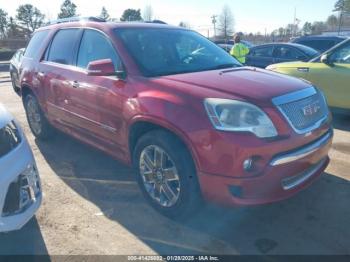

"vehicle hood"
[0,103,14,129]
[155,67,311,104]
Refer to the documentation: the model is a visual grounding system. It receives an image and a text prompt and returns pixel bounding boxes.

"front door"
[305,41,350,110]
[68,29,127,158]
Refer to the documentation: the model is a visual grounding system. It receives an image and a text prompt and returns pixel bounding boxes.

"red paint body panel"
[19,21,333,206]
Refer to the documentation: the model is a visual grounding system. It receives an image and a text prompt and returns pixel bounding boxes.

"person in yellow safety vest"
[230,34,249,64]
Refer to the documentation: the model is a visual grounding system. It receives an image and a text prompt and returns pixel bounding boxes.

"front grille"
[276,89,328,133]
[0,121,21,157]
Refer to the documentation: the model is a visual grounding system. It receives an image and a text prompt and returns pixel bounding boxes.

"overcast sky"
[2,0,338,35]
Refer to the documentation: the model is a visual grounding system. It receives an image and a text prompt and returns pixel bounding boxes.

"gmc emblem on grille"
[302,101,321,116]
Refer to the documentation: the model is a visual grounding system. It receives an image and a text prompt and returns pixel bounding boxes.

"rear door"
[39,28,84,129]
[246,45,274,68]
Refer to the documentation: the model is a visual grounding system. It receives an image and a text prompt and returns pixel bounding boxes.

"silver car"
[0,104,42,232]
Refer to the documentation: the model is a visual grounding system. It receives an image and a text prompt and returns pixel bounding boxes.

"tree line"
[0,0,349,41]
[271,0,350,39]
[0,0,157,39]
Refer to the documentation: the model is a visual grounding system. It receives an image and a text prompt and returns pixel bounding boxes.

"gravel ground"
[0,70,349,256]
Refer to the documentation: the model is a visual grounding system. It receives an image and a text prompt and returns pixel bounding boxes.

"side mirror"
[87,59,116,76]
[320,54,333,66]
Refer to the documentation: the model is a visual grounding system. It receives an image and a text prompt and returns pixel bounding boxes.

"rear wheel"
[133,130,202,219]
[24,93,53,140]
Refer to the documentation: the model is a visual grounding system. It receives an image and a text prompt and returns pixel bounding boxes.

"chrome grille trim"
[272,87,317,106]
[270,130,332,166]
[272,87,329,134]
[281,157,327,190]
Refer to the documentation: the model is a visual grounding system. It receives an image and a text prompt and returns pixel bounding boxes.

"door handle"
[37,71,45,77]
[72,81,80,88]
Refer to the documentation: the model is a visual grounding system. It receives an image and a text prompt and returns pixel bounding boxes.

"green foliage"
[334,0,350,13]
[99,7,110,21]
[302,22,313,35]
[58,0,77,19]
[16,4,45,32]
[179,21,190,29]
[120,9,142,22]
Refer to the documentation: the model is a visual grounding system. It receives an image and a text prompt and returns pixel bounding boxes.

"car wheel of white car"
[24,93,54,140]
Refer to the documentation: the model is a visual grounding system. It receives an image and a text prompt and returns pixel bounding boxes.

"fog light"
[243,158,253,171]
[229,185,243,198]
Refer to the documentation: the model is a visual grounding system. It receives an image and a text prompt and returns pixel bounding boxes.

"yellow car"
[267,38,350,113]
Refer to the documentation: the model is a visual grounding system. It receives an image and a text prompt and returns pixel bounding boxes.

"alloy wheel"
[139,145,181,207]
[26,96,42,135]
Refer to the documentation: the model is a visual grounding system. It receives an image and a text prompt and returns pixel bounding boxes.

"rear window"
[24,30,49,58]
[298,40,335,52]
[47,29,81,65]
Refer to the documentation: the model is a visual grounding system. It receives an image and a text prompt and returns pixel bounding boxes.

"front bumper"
[0,135,42,232]
[197,129,333,206]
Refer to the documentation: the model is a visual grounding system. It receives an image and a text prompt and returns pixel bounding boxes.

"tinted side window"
[48,29,81,65]
[24,30,49,58]
[299,40,334,52]
[274,46,304,60]
[77,30,121,70]
[252,46,273,57]
[329,41,350,64]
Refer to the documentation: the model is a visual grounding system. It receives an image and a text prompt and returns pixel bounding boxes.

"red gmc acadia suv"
[19,18,333,218]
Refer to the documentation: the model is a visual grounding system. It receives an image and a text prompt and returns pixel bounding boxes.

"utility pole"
[338,11,343,35]
[211,15,217,39]
[293,7,296,37]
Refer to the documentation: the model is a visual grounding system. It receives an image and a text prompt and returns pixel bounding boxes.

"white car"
[0,104,42,232]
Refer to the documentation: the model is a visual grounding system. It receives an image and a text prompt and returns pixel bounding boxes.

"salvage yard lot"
[0,70,349,255]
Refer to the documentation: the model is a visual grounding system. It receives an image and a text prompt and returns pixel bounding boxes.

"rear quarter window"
[24,30,49,58]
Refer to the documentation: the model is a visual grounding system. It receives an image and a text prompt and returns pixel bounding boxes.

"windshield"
[114,28,241,77]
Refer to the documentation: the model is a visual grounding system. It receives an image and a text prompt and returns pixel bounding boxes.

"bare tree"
[218,5,234,40]
[0,9,8,38]
[142,5,153,21]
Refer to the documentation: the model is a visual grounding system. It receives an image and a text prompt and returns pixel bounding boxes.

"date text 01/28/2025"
[127,256,219,261]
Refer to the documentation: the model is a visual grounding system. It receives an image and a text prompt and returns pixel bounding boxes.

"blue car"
[245,43,319,68]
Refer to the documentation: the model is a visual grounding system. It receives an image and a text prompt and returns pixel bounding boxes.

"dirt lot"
[0,69,349,255]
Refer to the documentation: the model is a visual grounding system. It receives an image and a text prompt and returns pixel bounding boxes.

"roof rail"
[47,16,106,25]
[145,20,167,25]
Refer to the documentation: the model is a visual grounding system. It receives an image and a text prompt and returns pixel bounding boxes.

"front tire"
[133,130,202,219]
[24,93,53,140]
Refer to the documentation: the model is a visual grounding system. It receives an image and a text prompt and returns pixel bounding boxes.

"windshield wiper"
[208,63,240,70]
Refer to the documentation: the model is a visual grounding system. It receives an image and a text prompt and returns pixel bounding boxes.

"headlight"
[204,98,278,138]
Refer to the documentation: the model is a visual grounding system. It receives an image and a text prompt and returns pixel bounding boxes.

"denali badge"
[302,101,321,116]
